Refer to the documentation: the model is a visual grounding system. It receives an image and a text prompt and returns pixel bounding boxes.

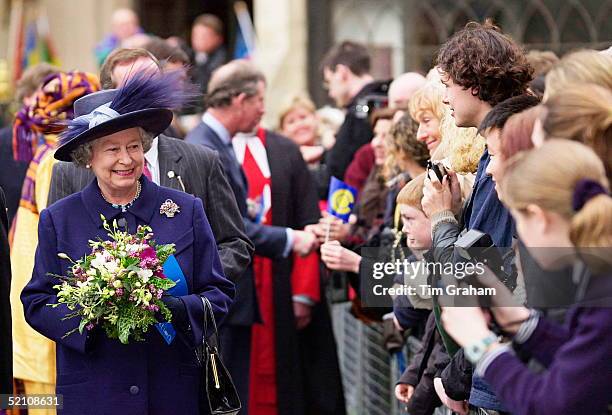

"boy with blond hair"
[394,173,453,415]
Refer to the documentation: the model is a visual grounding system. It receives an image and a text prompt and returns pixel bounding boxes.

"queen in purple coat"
[21,72,234,414]
[441,140,612,415]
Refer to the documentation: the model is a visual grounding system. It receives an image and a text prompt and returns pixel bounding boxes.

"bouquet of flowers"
[50,215,177,344]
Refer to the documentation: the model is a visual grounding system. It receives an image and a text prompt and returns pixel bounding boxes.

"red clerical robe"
[234,128,320,415]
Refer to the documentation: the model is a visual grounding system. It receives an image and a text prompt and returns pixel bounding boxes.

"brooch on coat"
[160,199,180,218]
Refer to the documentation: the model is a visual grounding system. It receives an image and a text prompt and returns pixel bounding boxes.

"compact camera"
[454,229,516,290]
[426,160,447,182]
[454,229,504,279]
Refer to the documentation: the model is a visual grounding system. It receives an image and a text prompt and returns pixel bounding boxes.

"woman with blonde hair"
[278,94,338,162]
[279,95,318,145]
[278,94,334,199]
[409,81,484,201]
[424,107,485,206]
[409,82,445,156]
[543,49,612,101]
[408,79,485,173]
[536,83,612,182]
[442,140,612,415]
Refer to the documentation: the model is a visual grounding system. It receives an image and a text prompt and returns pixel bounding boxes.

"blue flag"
[155,254,188,345]
[327,177,358,223]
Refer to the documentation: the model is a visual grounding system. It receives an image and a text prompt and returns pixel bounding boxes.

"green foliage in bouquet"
[49,215,177,344]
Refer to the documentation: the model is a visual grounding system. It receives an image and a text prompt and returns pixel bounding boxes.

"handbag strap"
[195,296,221,366]
[201,296,220,350]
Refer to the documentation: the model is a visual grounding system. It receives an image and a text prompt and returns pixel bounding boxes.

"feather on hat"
[55,70,198,162]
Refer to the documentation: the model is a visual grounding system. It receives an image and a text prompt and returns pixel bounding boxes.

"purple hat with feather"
[55,70,196,162]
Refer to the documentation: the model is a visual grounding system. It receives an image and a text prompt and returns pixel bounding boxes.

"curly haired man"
[436,20,533,129]
[415,20,535,415]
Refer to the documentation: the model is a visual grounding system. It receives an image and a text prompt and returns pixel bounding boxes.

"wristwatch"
[464,332,499,364]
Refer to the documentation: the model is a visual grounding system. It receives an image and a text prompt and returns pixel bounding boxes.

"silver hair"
[205,60,266,108]
[70,127,154,167]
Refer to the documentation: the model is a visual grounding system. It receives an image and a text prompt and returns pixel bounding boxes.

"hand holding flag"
[327,176,357,223]
[325,177,357,242]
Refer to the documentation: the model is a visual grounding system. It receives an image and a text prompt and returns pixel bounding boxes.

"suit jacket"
[47,134,253,294]
[22,177,234,414]
[186,123,290,326]
[186,124,289,257]
[0,187,12,394]
[191,46,227,95]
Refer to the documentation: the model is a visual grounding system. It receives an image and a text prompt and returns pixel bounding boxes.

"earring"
[85,164,91,169]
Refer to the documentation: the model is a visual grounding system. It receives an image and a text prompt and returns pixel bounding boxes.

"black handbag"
[195,297,241,415]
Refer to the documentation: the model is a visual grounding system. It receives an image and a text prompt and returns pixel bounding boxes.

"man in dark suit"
[0,187,13,395]
[49,48,253,286]
[186,60,322,414]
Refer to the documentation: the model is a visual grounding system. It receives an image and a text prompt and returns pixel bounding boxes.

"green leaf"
[78,319,88,334]
[117,316,132,344]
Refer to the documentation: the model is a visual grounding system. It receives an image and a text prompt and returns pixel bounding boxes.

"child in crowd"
[394,173,452,415]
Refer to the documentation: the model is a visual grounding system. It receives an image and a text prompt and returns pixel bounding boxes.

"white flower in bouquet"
[137,268,153,282]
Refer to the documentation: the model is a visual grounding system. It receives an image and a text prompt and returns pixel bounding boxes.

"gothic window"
[328,0,612,74]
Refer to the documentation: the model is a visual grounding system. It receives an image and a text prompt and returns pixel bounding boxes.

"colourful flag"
[327,177,358,223]
[9,1,59,85]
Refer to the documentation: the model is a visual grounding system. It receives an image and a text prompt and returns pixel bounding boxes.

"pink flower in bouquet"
[139,246,160,268]
[145,304,160,312]
[149,285,164,299]
[140,246,156,258]
[141,258,159,269]
[154,268,167,279]
[73,266,86,281]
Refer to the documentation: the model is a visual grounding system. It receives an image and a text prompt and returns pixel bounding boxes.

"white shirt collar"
[143,136,160,185]
[202,112,231,146]
[195,52,209,64]
[144,136,159,166]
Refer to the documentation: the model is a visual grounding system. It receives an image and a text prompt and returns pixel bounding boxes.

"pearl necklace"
[101,181,142,212]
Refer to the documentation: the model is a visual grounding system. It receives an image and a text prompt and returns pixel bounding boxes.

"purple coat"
[481,274,612,414]
[21,177,234,414]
